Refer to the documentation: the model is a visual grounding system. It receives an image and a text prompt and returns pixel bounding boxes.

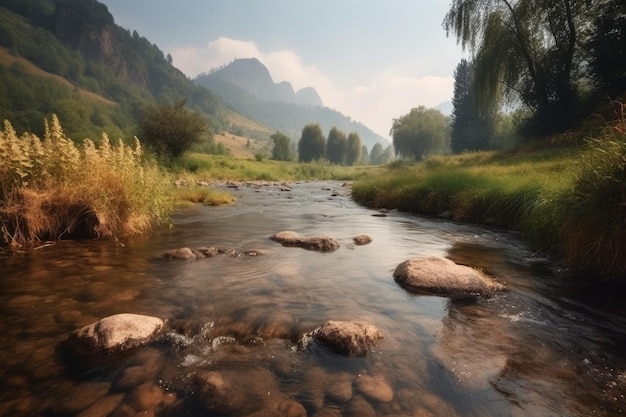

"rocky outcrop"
[71,314,164,353]
[393,257,504,297]
[314,320,383,357]
[270,231,340,252]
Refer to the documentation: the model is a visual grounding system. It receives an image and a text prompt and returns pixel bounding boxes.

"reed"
[0,116,172,247]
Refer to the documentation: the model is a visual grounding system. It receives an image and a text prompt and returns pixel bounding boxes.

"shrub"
[0,116,171,247]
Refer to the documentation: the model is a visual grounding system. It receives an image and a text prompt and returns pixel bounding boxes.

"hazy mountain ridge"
[195,58,389,149]
[198,58,323,107]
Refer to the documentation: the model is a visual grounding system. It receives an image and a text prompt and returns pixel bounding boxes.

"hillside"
[0,0,231,140]
[195,58,389,150]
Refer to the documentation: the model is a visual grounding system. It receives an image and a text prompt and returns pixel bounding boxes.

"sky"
[100,0,464,140]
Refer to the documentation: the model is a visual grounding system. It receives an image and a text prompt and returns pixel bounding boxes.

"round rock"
[314,320,383,357]
[393,257,504,297]
[71,313,164,353]
[270,231,340,252]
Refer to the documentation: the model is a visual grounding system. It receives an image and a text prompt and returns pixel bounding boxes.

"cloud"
[171,38,454,140]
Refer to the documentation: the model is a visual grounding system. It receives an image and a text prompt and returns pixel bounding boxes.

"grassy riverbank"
[353,128,626,281]
[0,117,172,248]
[173,152,380,182]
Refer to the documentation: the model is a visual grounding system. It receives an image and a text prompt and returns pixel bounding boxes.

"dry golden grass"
[0,116,171,247]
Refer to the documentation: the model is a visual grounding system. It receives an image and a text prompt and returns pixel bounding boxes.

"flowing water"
[1,181,625,417]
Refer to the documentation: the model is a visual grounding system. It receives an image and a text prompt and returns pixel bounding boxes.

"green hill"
[0,0,229,141]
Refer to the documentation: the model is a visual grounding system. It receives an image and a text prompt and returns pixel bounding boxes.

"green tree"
[298,123,326,162]
[443,0,591,134]
[271,131,291,161]
[326,127,347,164]
[391,106,450,160]
[139,100,208,159]
[451,59,495,153]
[360,144,369,165]
[346,132,362,166]
[589,0,626,98]
[369,143,384,165]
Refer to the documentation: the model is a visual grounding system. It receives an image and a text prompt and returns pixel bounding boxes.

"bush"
[0,116,171,247]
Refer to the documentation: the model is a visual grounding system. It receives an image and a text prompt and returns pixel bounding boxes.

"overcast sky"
[100,0,464,140]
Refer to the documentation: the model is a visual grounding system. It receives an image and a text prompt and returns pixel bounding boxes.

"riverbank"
[352,131,626,281]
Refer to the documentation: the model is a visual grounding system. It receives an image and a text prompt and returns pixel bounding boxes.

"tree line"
[270,124,393,165]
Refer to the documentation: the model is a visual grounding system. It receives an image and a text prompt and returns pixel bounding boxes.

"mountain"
[435,100,453,116]
[0,0,233,140]
[195,59,388,149]
[200,58,323,108]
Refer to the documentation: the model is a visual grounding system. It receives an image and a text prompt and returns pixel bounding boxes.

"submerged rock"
[270,231,340,252]
[356,374,394,403]
[393,256,504,297]
[71,313,164,353]
[160,246,266,260]
[352,234,373,245]
[161,247,198,260]
[191,368,305,416]
[314,320,383,357]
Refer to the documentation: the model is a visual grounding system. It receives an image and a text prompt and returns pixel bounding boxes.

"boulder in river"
[393,256,504,297]
[270,231,340,252]
[71,313,164,353]
[352,234,373,245]
[314,320,383,356]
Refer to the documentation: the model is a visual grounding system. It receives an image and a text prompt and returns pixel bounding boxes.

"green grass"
[175,152,383,182]
[353,134,626,281]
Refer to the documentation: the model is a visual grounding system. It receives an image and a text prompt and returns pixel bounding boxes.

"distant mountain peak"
[194,57,388,149]
[199,58,323,107]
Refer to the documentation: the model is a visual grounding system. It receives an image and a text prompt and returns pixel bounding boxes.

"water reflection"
[0,181,624,416]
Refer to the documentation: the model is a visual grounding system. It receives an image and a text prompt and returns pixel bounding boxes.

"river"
[0,181,624,416]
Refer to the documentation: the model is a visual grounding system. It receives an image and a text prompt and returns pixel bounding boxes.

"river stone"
[345,395,376,417]
[356,374,394,403]
[161,247,197,260]
[270,231,340,252]
[76,393,124,417]
[126,382,165,411]
[393,257,504,297]
[353,235,373,245]
[72,314,164,353]
[314,320,383,357]
[247,397,307,417]
[326,373,354,403]
[191,368,281,415]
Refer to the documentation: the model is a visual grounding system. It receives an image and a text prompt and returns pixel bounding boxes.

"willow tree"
[443,0,591,134]
[346,132,362,166]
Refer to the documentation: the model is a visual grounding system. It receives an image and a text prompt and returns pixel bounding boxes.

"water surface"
[0,181,624,416]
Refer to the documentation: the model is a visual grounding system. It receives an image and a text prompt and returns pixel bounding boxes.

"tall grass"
[353,125,626,281]
[0,116,171,247]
